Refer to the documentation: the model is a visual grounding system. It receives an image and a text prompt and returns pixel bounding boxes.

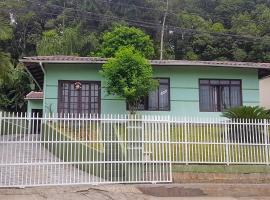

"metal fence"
[0,113,171,187]
[170,117,270,165]
[0,112,269,187]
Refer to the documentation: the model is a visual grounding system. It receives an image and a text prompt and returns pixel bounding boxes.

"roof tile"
[20,56,270,69]
[25,91,43,100]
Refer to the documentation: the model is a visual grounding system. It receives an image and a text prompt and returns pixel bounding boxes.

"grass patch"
[173,164,270,174]
[170,124,270,164]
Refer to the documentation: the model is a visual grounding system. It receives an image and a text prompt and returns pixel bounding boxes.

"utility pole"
[160,0,169,60]
[63,2,66,29]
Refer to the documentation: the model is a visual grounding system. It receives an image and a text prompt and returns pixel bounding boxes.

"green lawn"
[42,120,270,165]
[173,164,270,173]
[170,124,270,164]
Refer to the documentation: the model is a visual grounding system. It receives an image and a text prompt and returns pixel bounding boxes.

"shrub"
[222,106,270,143]
[222,106,270,119]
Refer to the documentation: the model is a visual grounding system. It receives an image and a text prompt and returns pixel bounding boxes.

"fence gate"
[0,113,172,187]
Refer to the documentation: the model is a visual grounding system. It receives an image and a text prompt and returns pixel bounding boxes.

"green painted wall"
[27,99,43,114]
[43,63,259,117]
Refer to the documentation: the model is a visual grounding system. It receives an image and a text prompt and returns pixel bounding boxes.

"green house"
[21,56,270,117]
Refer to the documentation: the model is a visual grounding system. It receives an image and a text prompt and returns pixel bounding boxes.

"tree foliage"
[37,26,98,56]
[101,47,157,113]
[2,0,270,112]
[0,66,31,112]
[3,0,270,61]
[97,25,155,58]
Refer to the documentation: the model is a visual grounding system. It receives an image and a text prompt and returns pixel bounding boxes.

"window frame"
[199,78,243,112]
[57,80,101,115]
[126,77,171,111]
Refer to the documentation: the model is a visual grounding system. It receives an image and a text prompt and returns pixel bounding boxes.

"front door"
[58,80,101,115]
[31,109,43,134]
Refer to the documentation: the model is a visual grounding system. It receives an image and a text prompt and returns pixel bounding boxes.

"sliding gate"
[0,113,172,187]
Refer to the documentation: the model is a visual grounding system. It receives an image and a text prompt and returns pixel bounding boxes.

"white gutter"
[39,61,46,74]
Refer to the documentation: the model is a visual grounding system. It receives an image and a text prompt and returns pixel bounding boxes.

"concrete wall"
[43,63,260,117]
[27,99,43,114]
[260,76,270,109]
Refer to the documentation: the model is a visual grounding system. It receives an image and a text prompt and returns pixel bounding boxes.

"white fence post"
[167,116,172,182]
[225,120,230,166]
[264,119,269,166]
[27,112,31,135]
[184,117,188,165]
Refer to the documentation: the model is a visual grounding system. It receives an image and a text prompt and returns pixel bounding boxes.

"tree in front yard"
[97,25,155,59]
[101,47,157,113]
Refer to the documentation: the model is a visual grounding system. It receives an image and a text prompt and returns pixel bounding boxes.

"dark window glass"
[127,78,170,111]
[58,81,101,114]
[199,79,242,112]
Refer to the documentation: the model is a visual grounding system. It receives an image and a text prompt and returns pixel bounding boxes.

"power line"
[91,0,270,26]
[39,1,267,42]
[5,0,270,26]
[3,0,269,43]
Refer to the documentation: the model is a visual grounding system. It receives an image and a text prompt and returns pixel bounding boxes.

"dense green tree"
[97,25,155,58]
[37,26,98,56]
[0,66,31,112]
[0,52,12,82]
[0,14,13,81]
[3,0,270,111]
[231,13,260,36]
[101,47,157,113]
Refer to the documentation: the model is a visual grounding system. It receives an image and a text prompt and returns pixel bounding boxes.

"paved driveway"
[0,135,101,186]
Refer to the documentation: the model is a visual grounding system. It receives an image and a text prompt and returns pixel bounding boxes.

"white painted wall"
[260,76,270,109]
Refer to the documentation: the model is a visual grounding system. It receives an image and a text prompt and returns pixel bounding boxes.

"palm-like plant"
[0,16,12,41]
[222,106,270,143]
[0,52,12,81]
[0,16,13,81]
[222,106,270,119]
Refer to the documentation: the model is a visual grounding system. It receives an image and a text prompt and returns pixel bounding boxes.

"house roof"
[20,56,270,89]
[21,56,108,63]
[20,55,270,69]
[25,91,43,100]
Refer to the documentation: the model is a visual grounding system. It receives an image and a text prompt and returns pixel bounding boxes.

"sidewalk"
[0,183,270,200]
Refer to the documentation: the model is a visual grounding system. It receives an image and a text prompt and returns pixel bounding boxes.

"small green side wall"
[27,99,43,114]
[43,63,260,117]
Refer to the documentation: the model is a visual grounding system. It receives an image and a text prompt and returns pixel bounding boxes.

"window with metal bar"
[199,79,242,112]
[127,78,170,111]
[58,80,101,114]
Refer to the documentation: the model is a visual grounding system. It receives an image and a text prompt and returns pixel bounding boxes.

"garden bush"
[222,106,270,143]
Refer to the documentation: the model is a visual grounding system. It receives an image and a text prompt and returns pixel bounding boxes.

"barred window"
[127,78,170,111]
[58,80,101,114]
[199,79,242,112]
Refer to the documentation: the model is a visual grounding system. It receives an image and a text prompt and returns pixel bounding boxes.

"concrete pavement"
[0,184,270,199]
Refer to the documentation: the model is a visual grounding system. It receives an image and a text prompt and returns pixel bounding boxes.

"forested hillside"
[1,0,270,111]
[2,0,270,61]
